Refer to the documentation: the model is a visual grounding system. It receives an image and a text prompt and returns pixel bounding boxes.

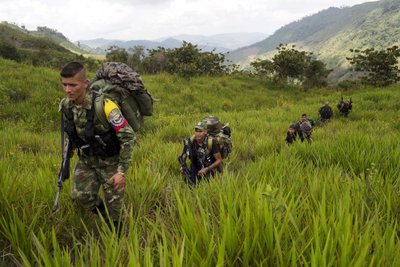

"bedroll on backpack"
[90,62,154,132]
[203,116,233,159]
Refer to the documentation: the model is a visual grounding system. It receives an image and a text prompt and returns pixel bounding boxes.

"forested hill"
[227,0,400,79]
[0,22,95,68]
[29,26,88,55]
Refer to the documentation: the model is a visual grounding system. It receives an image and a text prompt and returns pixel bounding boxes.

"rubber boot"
[91,198,106,217]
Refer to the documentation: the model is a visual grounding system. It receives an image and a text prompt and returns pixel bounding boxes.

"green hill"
[228,0,400,81]
[30,26,89,55]
[0,22,97,69]
[1,58,399,265]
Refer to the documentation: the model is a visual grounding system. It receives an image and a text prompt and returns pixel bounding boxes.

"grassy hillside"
[0,22,99,69]
[228,0,400,81]
[30,26,89,55]
[1,58,400,266]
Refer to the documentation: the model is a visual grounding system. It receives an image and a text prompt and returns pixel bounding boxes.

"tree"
[141,47,170,74]
[250,44,331,87]
[346,46,400,87]
[304,59,332,87]
[250,58,274,76]
[106,45,128,62]
[127,45,145,72]
[0,41,20,61]
[141,42,229,77]
[273,44,309,82]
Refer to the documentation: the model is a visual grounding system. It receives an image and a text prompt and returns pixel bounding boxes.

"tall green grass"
[0,57,399,266]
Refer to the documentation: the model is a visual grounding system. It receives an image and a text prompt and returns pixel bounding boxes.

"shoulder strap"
[94,93,110,128]
[207,136,213,151]
[84,94,96,145]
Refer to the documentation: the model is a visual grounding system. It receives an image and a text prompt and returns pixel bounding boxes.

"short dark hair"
[60,62,85,78]
[301,113,307,117]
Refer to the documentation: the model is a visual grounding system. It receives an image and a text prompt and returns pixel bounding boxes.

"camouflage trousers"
[71,154,125,222]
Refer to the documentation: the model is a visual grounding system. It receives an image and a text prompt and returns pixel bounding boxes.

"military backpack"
[90,62,154,132]
[202,116,233,159]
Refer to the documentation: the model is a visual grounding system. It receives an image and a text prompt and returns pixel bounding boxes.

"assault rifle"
[52,139,73,212]
[178,138,191,182]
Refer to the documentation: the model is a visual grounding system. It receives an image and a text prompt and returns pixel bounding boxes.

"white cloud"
[0,0,376,40]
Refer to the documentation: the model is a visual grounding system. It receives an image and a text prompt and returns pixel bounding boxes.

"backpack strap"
[190,135,213,151]
[207,136,213,151]
[62,103,85,148]
[94,93,110,129]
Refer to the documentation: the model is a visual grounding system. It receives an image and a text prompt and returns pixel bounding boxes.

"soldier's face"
[194,128,207,143]
[61,72,89,104]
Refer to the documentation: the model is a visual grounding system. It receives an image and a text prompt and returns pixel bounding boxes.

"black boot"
[91,198,106,217]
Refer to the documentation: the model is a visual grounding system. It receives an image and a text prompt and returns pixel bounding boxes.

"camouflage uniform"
[60,92,135,221]
[319,104,333,123]
[187,136,221,185]
[299,120,313,143]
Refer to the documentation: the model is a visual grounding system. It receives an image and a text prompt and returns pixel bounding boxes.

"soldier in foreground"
[179,121,222,186]
[58,62,135,234]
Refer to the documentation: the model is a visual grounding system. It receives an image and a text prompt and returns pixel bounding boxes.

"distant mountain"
[77,38,183,54]
[227,0,400,80]
[78,32,268,55]
[158,32,269,50]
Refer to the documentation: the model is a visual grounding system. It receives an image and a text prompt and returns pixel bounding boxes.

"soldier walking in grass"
[337,97,353,116]
[285,124,299,146]
[179,121,222,186]
[298,113,313,144]
[318,101,333,125]
[58,62,135,235]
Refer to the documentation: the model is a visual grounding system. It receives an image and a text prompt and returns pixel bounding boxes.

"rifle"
[52,139,73,212]
[178,138,191,182]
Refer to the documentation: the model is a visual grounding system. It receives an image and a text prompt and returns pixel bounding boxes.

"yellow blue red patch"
[108,108,128,131]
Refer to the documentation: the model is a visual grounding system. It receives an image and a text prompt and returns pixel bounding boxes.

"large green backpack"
[89,62,154,132]
[202,116,233,159]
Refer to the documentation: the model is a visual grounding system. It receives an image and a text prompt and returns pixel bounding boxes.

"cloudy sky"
[1,0,376,41]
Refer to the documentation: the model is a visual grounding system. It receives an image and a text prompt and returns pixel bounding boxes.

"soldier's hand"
[113,172,126,190]
[179,167,184,175]
[198,167,208,176]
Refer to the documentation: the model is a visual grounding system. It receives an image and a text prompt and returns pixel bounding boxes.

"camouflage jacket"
[59,92,135,173]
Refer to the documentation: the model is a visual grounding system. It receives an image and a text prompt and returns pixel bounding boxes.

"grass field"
[0,57,400,266]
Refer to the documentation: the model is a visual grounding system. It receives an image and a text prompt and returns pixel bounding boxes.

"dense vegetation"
[250,44,331,87]
[105,41,234,77]
[347,45,400,86]
[1,57,399,266]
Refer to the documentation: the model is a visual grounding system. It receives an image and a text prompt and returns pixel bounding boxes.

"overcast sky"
[0,0,376,41]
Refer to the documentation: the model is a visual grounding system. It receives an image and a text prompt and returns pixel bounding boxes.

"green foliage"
[104,41,231,77]
[347,46,400,86]
[250,44,331,87]
[106,45,129,62]
[0,40,20,61]
[273,44,309,81]
[1,59,400,266]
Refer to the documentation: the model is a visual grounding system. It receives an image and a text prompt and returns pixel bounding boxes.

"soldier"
[179,121,222,186]
[59,62,135,234]
[337,97,353,116]
[318,101,333,124]
[285,124,299,146]
[298,114,313,144]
